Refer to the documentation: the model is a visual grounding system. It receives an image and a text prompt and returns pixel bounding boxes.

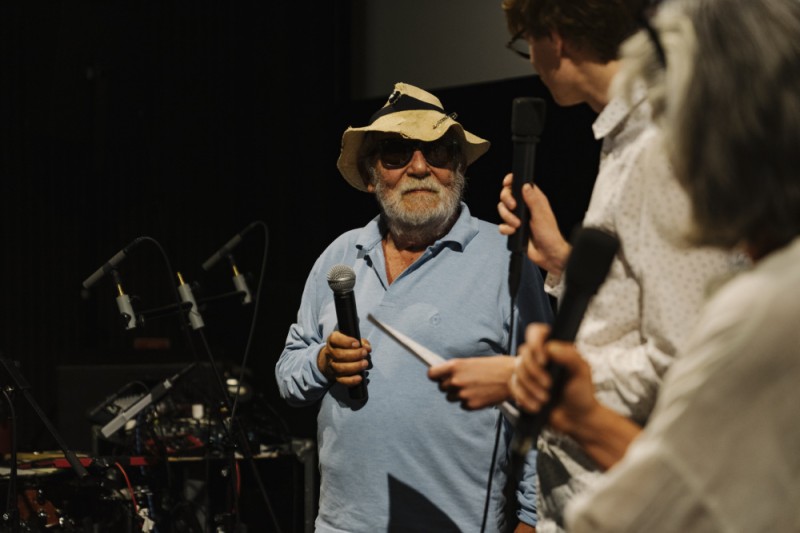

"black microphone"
[512,227,619,456]
[326,264,367,401]
[82,237,145,289]
[202,222,257,272]
[508,97,546,298]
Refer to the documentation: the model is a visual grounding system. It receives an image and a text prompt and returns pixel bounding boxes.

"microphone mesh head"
[327,264,356,293]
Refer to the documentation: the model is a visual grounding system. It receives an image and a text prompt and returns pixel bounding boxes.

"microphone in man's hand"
[508,97,546,298]
[512,227,619,456]
[326,264,368,401]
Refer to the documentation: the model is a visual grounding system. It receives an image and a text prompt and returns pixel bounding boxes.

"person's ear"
[549,29,564,58]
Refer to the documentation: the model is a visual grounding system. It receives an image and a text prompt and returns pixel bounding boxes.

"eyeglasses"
[377,138,460,169]
[506,31,530,60]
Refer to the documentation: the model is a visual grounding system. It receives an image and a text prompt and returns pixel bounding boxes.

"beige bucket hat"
[336,82,491,191]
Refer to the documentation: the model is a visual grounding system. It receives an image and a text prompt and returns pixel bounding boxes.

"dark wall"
[1,1,599,454]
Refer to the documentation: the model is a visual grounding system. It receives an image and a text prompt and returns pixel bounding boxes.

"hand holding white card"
[367,313,520,424]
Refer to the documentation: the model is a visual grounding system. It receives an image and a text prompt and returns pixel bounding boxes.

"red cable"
[115,461,140,514]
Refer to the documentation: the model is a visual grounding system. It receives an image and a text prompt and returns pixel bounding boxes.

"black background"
[1,1,599,529]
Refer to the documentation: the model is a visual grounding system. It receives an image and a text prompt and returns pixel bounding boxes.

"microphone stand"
[0,356,90,532]
[1,387,19,533]
[0,357,88,478]
[198,222,282,531]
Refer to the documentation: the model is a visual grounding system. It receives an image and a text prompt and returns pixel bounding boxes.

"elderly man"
[276,82,552,532]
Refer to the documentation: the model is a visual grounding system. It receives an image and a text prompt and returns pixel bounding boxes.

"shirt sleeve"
[275,260,332,406]
[515,447,539,526]
[580,142,731,423]
[565,438,717,532]
[512,261,552,526]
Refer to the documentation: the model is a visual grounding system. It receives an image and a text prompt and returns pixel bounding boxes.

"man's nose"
[407,150,431,177]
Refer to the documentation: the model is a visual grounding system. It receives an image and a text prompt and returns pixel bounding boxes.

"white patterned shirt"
[535,86,734,532]
[566,236,800,532]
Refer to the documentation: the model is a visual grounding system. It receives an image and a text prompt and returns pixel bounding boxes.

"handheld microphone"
[82,237,145,289]
[508,97,546,298]
[202,222,257,272]
[512,227,619,456]
[326,264,367,401]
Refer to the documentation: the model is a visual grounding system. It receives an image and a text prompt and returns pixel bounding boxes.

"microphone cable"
[481,288,525,533]
[227,221,268,428]
[199,221,284,533]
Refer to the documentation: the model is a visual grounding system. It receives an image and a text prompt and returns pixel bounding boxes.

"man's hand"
[510,324,641,469]
[317,331,371,388]
[510,324,597,435]
[428,356,515,409]
[514,522,536,533]
[498,173,570,277]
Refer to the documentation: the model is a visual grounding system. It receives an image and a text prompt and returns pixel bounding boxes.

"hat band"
[368,93,445,124]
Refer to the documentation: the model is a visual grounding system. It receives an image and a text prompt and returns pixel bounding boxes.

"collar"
[592,81,648,140]
[355,202,479,256]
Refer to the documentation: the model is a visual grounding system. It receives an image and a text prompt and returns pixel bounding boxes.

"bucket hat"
[336,82,490,191]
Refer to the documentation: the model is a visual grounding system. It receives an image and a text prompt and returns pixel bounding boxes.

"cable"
[481,294,520,533]
[115,462,140,514]
[228,221,269,426]
[481,294,521,533]
[2,388,19,533]
[195,222,283,532]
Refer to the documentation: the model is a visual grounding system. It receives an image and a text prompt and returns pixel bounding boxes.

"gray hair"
[617,0,800,251]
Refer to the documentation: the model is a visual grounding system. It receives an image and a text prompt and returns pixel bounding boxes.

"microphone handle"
[507,138,538,298]
[507,138,538,255]
[332,292,367,400]
[511,290,593,455]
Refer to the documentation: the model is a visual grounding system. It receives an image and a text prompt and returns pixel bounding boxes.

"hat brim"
[336,110,490,192]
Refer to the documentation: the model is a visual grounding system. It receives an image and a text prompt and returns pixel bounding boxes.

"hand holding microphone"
[324,264,370,401]
[511,227,619,456]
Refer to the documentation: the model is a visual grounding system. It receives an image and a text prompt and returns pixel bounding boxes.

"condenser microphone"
[507,97,546,298]
[512,227,619,456]
[176,272,205,330]
[82,237,145,289]
[111,270,137,330]
[202,222,257,272]
[100,362,197,438]
[326,264,367,401]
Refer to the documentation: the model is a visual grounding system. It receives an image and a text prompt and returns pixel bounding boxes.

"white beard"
[374,169,465,246]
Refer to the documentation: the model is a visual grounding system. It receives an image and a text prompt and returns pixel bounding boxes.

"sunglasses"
[377,138,460,169]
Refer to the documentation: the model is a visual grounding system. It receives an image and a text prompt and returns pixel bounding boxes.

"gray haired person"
[511,0,800,530]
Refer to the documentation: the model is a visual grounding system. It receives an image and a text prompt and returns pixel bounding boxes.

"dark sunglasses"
[377,138,460,169]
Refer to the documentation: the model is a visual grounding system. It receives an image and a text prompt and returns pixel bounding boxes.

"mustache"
[398,178,444,194]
